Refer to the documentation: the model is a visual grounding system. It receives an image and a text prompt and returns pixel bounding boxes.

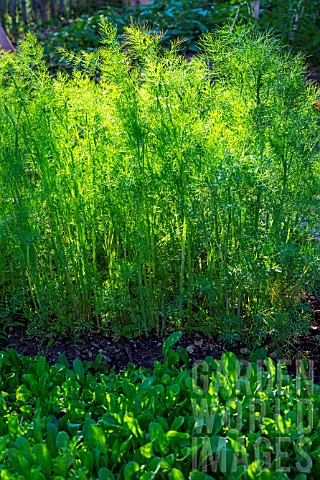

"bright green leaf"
[168,468,184,480]
[123,461,140,480]
[162,332,183,358]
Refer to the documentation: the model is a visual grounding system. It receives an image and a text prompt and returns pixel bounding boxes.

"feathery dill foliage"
[0,24,319,346]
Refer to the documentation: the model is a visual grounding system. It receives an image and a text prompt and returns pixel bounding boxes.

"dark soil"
[307,65,320,86]
[1,295,320,384]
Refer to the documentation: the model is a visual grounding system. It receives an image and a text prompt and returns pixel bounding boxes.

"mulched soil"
[1,294,320,384]
[307,65,320,86]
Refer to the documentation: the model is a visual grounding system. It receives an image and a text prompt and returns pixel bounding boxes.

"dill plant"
[0,24,319,347]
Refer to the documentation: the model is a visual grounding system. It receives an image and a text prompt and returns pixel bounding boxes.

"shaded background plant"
[1,1,320,70]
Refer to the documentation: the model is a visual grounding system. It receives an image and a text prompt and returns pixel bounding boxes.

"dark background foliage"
[1,0,320,69]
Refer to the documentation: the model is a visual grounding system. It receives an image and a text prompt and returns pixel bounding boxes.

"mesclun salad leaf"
[162,332,183,358]
[0,334,319,478]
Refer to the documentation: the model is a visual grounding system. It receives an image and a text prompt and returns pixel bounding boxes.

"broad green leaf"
[221,352,240,384]
[120,435,133,455]
[7,449,31,478]
[176,347,190,367]
[67,422,81,435]
[123,379,136,400]
[73,358,84,384]
[167,383,180,397]
[210,436,227,453]
[149,422,169,455]
[88,424,107,453]
[171,416,184,430]
[264,357,276,387]
[160,374,171,386]
[166,431,190,444]
[124,416,142,437]
[46,423,58,457]
[56,431,70,450]
[220,446,235,477]
[162,453,175,469]
[19,405,33,420]
[23,374,39,397]
[185,376,203,396]
[248,460,263,479]
[8,349,19,367]
[36,356,46,378]
[0,473,18,480]
[198,437,224,468]
[166,350,180,367]
[99,414,123,429]
[140,442,153,458]
[194,412,223,436]
[33,407,43,443]
[257,471,273,479]
[168,468,184,480]
[8,415,19,437]
[190,472,215,479]
[98,467,115,480]
[248,348,267,363]
[247,363,261,395]
[57,355,69,367]
[124,461,140,480]
[0,417,6,435]
[162,332,183,358]
[138,377,154,391]
[204,356,220,370]
[147,457,162,473]
[33,444,52,479]
[53,454,71,477]
[32,472,46,480]
[39,372,49,392]
[83,418,96,442]
[94,354,103,365]
[78,450,94,473]
[16,385,31,402]
[158,417,169,432]
[274,414,286,435]
[15,437,31,454]
[112,438,120,460]
[140,473,155,480]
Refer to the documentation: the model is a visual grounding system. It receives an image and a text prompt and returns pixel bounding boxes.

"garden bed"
[1,295,319,385]
[1,25,319,346]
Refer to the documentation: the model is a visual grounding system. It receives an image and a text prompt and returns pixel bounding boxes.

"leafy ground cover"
[0,333,320,479]
[0,24,319,347]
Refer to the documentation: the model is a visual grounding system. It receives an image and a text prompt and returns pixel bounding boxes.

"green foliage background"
[8,0,318,70]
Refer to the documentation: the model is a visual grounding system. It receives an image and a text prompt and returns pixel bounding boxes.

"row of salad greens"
[0,333,319,479]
